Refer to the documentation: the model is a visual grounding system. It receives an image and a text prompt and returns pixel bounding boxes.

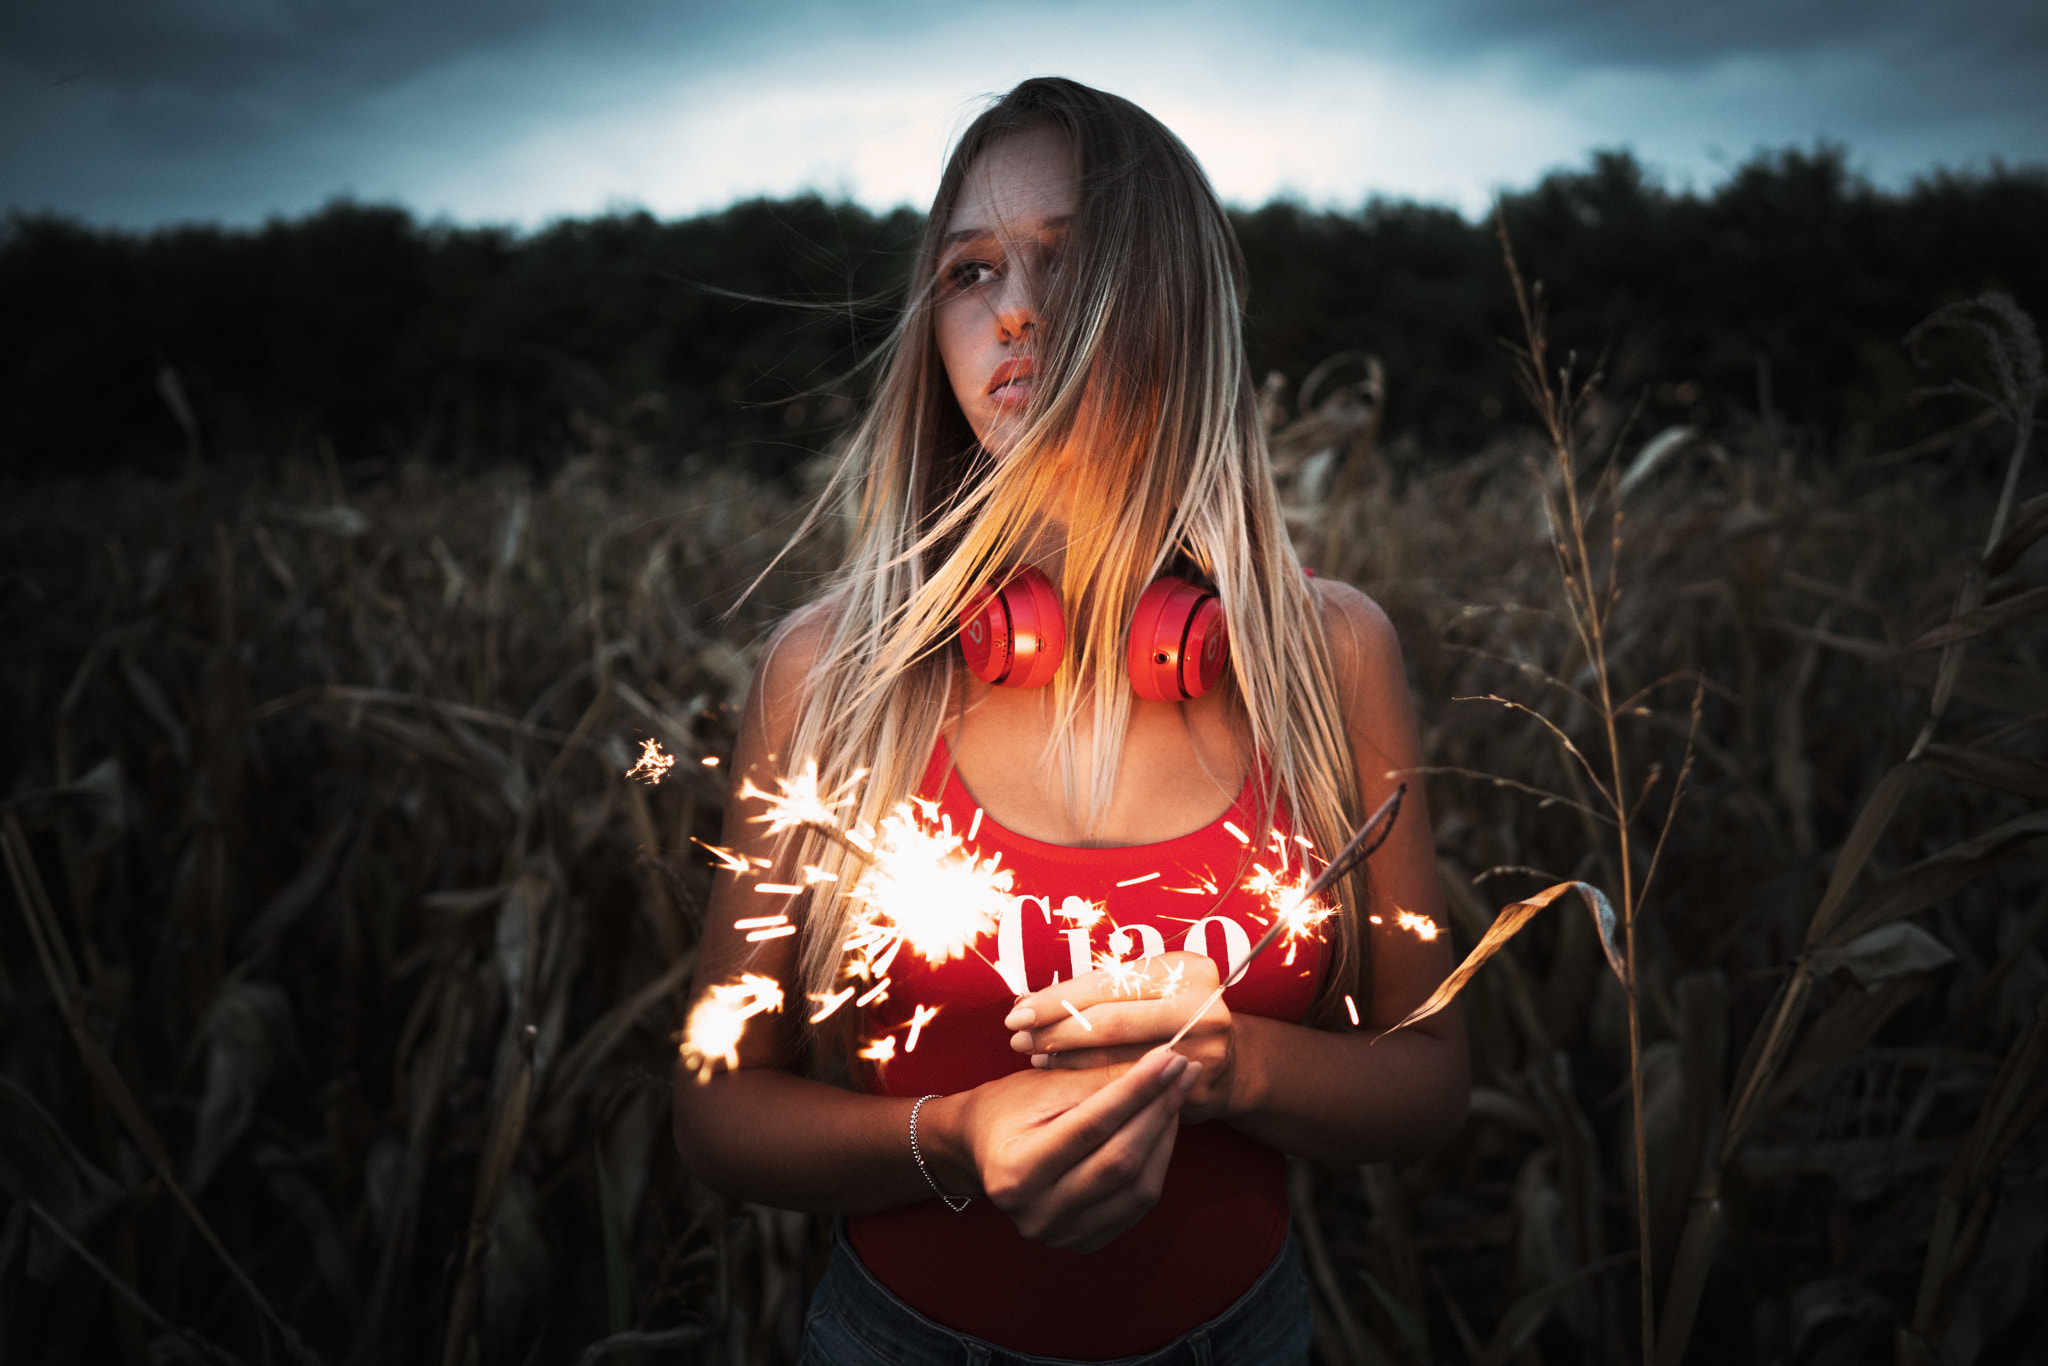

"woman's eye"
[947,259,997,291]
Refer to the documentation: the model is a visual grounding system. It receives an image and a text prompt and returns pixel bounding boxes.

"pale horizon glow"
[2,3,2042,230]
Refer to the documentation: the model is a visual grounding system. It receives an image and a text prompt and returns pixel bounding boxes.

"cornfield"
[2,287,2043,1365]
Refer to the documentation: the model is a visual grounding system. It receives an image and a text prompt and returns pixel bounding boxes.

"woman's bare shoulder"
[1308,576,1403,690]
[742,589,848,756]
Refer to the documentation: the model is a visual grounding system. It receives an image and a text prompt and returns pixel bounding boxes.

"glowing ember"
[702,755,721,767]
[741,759,866,839]
[1095,950,1148,997]
[680,973,784,1084]
[808,986,855,1022]
[859,1035,898,1064]
[1056,896,1105,929]
[905,1004,940,1052]
[1061,999,1093,1031]
[1396,910,1440,941]
[1344,994,1360,1026]
[1114,871,1160,888]
[627,738,677,784]
[694,841,754,876]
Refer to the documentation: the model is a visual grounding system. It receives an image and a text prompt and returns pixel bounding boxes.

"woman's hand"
[939,1045,1199,1254]
[1003,953,1236,1124]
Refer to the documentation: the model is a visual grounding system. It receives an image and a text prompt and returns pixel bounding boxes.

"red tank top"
[846,738,1325,1359]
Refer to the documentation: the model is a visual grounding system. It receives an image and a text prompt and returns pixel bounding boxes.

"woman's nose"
[992,267,1037,342]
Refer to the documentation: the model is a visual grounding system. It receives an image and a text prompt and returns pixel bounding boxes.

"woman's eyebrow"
[941,214,1074,248]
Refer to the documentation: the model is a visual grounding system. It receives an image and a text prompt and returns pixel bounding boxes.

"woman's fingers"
[1024,1058,1198,1250]
[1030,1042,1153,1070]
[1004,953,1221,1053]
[1010,997,1184,1055]
[1059,1091,1187,1253]
[1020,1046,1187,1176]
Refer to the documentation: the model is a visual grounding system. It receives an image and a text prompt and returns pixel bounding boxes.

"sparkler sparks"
[905,1004,940,1052]
[724,761,1022,1060]
[1396,910,1441,941]
[1166,784,1407,1048]
[1245,860,1338,958]
[714,758,1406,1067]
[808,987,855,1023]
[680,973,784,1084]
[627,738,676,784]
[838,804,1015,975]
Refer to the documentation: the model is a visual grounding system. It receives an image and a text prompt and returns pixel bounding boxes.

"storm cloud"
[2,0,2042,225]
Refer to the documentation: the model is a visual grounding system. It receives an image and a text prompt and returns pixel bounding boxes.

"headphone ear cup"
[1127,577,1229,702]
[959,565,1065,688]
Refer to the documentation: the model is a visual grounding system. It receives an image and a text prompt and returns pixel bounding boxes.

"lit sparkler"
[1166,784,1406,1047]
[627,738,676,784]
[725,757,1019,1061]
[836,802,1016,980]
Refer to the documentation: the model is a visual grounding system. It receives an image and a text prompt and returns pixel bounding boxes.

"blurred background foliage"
[4,145,2046,483]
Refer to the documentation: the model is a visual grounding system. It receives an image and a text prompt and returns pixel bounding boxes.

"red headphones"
[958,566,1229,702]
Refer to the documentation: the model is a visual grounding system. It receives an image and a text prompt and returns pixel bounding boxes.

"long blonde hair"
[771,77,1370,1045]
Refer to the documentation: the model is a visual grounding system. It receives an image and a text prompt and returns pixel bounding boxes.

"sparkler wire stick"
[1163,784,1405,1048]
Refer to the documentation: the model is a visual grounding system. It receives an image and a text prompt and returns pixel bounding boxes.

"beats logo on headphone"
[958,566,1229,702]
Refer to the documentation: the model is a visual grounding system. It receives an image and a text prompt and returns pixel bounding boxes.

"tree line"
[3,146,2044,482]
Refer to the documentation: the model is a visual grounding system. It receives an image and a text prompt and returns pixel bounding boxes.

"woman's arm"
[1222,580,1468,1162]
[671,602,1200,1250]
[1005,581,1469,1165]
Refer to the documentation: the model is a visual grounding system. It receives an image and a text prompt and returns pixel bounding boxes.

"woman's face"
[933,127,1079,459]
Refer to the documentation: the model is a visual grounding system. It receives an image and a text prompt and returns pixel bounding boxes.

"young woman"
[672,78,1467,1364]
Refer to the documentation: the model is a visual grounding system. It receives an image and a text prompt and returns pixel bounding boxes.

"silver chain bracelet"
[910,1094,972,1211]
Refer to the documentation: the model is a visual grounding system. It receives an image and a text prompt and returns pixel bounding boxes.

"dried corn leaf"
[187,981,295,1194]
[1767,972,1930,1109]
[1984,491,2048,575]
[1383,881,1622,1038]
[257,1152,361,1317]
[1885,584,2048,657]
[1474,1250,1634,1366]
[0,758,128,847]
[1805,764,1916,949]
[1826,809,2048,947]
[0,1077,125,1281]
[238,818,354,958]
[1810,922,1956,989]
[479,1172,553,1364]
[119,650,191,765]
[1922,742,2048,801]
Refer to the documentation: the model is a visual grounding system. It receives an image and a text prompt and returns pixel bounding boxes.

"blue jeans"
[798,1218,1312,1365]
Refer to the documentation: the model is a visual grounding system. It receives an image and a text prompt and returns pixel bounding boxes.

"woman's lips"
[986,358,1034,407]
[988,377,1033,408]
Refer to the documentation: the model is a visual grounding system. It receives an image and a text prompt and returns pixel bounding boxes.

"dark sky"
[3,0,2043,227]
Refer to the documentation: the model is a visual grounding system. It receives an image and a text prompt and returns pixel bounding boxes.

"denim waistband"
[798,1215,1311,1365]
